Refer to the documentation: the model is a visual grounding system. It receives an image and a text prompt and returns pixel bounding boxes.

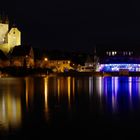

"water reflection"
[67,77,71,109]
[25,77,34,111]
[96,76,140,113]
[129,77,132,110]
[44,77,49,120]
[1,76,140,134]
[41,76,140,116]
[0,78,22,130]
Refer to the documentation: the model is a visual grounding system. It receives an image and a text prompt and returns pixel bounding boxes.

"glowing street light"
[44,57,48,61]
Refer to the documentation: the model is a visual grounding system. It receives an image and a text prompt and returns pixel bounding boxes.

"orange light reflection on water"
[0,79,22,130]
[44,77,48,114]
[25,77,34,111]
[67,77,71,109]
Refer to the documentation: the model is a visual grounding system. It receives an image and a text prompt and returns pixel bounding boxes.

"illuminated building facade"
[98,64,140,72]
[44,60,73,72]
[77,49,99,72]
[0,16,21,54]
[96,46,140,72]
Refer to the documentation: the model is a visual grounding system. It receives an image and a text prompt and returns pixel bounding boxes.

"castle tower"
[8,27,21,51]
[0,15,9,44]
[0,16,21,54]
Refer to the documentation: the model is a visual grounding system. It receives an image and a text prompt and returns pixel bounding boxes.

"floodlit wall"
[0,23,8,44]
[0,22,21,54]
[8,28,21,50]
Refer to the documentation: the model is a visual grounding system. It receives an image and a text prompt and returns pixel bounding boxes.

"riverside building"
[96,46,140,72]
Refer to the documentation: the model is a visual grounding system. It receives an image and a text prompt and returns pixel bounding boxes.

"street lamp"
[44,57,48,61]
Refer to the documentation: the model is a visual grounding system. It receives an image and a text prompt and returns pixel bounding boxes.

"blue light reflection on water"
[95,76,140,114]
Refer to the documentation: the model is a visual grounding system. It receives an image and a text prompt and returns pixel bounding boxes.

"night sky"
[1,0,140,52]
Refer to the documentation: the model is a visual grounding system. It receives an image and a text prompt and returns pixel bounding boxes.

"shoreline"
[1,67,140,77]
[57,71,140,77]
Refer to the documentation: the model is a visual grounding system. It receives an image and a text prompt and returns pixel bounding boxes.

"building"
[10,45,34,68]
[35,57,73,72]
[77,48,99,72]
[0,16,21,54]
[96,45,140,72]
[47,60,73,72]
[77,55,95,72]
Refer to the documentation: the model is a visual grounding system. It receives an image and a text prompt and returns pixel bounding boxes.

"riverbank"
[57,71,140,77]
[0,67,52,77]
[1,67,140,77]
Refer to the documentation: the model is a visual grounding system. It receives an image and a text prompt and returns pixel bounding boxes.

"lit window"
[112,51,115,56]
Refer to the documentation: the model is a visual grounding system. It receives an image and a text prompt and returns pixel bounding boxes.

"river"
[0,76,140,139]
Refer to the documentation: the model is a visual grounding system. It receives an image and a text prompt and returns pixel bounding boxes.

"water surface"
[0,76,140,139]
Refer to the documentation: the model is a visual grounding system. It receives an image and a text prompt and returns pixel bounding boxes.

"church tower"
[0,15,21,54]
[8,26,21,51]
[0,15,9,44]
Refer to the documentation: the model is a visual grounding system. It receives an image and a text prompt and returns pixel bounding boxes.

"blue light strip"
[98,64,140,72]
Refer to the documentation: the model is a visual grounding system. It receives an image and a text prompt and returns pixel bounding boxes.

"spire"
[0,11,9,24]
[1,13,9,24]
[0,15,2,23]
[1,11,4,23]
[93,46,96,55]
[12,23,16,28]
[5,16,9,24]
[0,13,3,23]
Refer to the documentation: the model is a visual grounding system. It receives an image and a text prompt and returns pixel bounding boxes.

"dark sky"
[1,0,140,52]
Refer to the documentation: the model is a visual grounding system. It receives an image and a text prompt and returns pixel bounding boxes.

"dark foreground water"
[0,76,140,139]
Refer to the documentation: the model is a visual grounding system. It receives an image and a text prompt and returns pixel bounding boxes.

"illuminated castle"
[0,16,21,54]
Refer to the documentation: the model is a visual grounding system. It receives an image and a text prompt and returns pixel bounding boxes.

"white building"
[0,16,21,54]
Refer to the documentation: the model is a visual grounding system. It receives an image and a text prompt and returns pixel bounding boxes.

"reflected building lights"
[111,77,115,112]
[89,77,93,97]
[25,77,34,111]
[0,91,21,130]
[98,77,103,98]
[72,77,75,100]
[67,77,71,109]
[25,78,29,110]
[112,94,115,113]
[44,77,49,113]
[96,77,103,110]
[111,77,118,112]
[94,77,140,113]
[0,79,22,130]
[138,77,140,98]
[56,77,71,108]
[104,78,108,104]
[114,77,118,96]
[57,78,60,103]
[129,77,132,109]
